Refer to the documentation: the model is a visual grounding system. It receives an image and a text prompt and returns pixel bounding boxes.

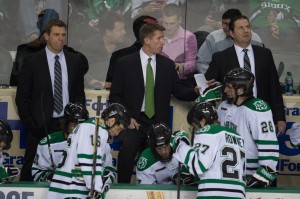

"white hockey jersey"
[47,120,116,199]
[218,98,279,175]
[32,131,66,182]
[217,101,237,128]
[136,148,179,184]
[174,124,246,199]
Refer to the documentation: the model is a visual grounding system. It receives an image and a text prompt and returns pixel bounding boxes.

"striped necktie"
[243,49,251,72]
[54,55,63,114]
[145,58,155,118]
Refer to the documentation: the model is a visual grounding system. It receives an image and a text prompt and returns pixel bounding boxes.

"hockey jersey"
[32,131,66,182]
[218,98,279,175]
[47,120,116,199]
[174,124,246,198]
[136,147,179,184]
[217,101,237,129]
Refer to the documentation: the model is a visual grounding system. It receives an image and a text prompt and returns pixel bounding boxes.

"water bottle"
[285,72,293,96]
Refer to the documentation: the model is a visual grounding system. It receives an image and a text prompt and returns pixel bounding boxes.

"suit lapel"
[227,46,240,68]
[64,50,72,93]
[134,53,145,89]
[41,50,54,96]
[155,55,163,88]
[252,45,261,76]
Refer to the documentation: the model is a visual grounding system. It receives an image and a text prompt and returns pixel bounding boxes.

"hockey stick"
[176,123,196,199]
[41,93,55,172]
[90,96,101,197]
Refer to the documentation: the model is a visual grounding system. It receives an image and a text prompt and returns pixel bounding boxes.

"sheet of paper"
[194,74,208,95]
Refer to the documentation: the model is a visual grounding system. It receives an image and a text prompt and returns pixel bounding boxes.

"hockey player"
[0,119,20,183]
[47,103,130,199]
[172,102,245,198]
[136,122,195,185]
[32,102,89,182]
[219,68,279,188]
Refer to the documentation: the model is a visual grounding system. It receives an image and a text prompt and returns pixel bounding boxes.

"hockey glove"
[87,190,101,199]
[0,165,20,184]
[87,184,110,199]
[172,171,197,186]
[102,168,116,184]
[196,82,222,103]
[45,172,54,182]
[247,166,278,188]
[171,131,190,152]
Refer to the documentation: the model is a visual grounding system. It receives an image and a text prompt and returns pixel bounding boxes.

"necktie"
[54,55,63,114]
[243,49,251,72]
[145,58,155,118]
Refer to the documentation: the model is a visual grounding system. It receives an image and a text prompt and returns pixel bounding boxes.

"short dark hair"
[139,23,165,45]
[99,11,125,31]
[44,19,66,35]
[222,8,242,20]
[161,3,181,17]
[132,15,158,41]
[229,15,250,31]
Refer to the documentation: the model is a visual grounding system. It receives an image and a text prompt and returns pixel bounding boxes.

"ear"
[144,37,150,45]
[44,32,50,41]
[199,119,206,128]
[229,30,234,38]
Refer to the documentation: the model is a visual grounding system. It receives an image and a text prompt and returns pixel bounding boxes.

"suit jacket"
[15,49,86,134]
[205,45,285,122]
[109,52,198,124]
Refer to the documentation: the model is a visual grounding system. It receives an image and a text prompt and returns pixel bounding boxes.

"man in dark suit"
[109,23,198,183]
[15,20,86,181]
[205,15,286,134]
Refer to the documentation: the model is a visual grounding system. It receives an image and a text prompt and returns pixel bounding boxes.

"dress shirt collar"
[140,48,156,64]
[45,46,64,60]
[233,43,253,54]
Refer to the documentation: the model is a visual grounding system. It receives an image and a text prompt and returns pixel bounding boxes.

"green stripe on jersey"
[243,98,271,112]
[78,154,102,159]
[255,140,278,145]
[258,156,279,161]
[39,131,65,145]
[200,179,246,187]
[49,187,88,195]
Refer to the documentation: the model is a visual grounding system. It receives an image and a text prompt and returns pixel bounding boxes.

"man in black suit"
[109,23,198,183]
[15,20,86,181]
[205,15,286,134]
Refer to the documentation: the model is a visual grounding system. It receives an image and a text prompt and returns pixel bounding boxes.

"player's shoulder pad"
[136,148,157,171]
[83,118,94,124]
[196,124,228,135]
[243,97,271,112]
[39,131,65,145]
[81,119,106,130]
